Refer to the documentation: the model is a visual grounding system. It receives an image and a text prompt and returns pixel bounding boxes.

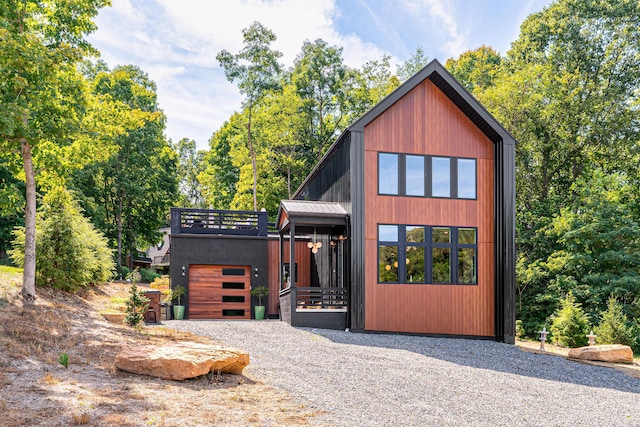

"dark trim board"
[353,329,496,341]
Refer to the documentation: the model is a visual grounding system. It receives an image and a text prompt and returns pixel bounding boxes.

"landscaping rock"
[568,344,634,364]
[115,342,250,380]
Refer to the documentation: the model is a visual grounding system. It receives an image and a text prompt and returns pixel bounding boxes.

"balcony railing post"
[258,211,268,237]
[170,207,180,234]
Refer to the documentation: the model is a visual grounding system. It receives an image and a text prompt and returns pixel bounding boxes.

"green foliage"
[174,138,205,208]
[445,46,501,94]
[515,320,525,339]
[594,297,638,352]
[396,46,429,82]
[71,65,179,271]
[550,292,590,348]
[9,186,114,292]
[57,352,69,369]
[124,283,149,328]
[120,266,131,281]
[250,285,269,306]
[140,268,160,284]
[171,285,186,306]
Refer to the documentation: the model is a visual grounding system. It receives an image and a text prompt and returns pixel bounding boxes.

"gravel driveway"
[163,320,640,426]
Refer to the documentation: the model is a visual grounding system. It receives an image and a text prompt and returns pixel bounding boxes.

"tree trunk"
[247,106,258,211]
[287,164,292,199]
[117,194,123,275]
[21,139,36,301]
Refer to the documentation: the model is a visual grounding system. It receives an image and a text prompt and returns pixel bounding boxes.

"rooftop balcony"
[170,207,268,237]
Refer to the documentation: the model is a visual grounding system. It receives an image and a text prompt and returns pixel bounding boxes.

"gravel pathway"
[162,320,640,426]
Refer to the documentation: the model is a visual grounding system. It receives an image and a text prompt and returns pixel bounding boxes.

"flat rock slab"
[115,342,250,380]
[568,344,633,364]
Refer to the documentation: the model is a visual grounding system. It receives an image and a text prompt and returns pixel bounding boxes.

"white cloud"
[398,0,469,57]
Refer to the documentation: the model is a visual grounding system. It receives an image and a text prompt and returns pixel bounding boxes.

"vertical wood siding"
[188,264,250,319]
[363,79,495,336]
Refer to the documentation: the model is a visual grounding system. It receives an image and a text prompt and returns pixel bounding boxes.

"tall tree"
[174,138,205,208]
[476,0,640,332]
[216,22,282,211]
[199,114,243,210]
[291,39,350,162]
[72,65,178,273]
[445,46,502,94]
[0,0,110,300]
[396,46,429,82]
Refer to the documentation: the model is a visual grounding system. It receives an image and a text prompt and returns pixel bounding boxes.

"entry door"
[188,264,251,319]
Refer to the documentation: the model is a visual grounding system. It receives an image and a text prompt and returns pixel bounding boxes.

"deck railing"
[170,207,268,237]
[153,254,170,264]
[280,286,348,310]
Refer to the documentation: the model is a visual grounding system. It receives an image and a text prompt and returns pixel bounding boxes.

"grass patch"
[0,266,22,303]
[0,265,22,274]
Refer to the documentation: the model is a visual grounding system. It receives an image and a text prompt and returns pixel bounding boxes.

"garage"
[188,264,251,319]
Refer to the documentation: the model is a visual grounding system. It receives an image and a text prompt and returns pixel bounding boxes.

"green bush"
[125,283,149,328]
[550,292,590,348]
[9,187,114,292]
[140,268,160,283]
[594,297,638,352]
[515,320,525,339]
[120,266,131,280]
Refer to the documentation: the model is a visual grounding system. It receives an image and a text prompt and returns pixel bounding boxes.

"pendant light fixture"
[307,227,323,253]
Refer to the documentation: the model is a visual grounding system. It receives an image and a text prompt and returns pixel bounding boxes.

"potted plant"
[171,285,187,320]
[250,285,269,320]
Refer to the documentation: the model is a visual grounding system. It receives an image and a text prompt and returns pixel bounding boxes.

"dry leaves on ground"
[0,281,323,426]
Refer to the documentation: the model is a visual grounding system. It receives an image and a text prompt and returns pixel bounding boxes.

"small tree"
[125,283,149,328]
[250,285,269,306]
[550,292,590,348]
[171,285,186,306]
[594,297,638,351]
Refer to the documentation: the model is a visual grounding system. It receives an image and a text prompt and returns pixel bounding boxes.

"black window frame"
[377,152,477,200]
[377,224,478,285]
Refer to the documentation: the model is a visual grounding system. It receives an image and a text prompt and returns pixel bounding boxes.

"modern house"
[170,59,516,343]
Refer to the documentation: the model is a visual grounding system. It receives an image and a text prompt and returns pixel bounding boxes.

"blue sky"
[88,0,553,151]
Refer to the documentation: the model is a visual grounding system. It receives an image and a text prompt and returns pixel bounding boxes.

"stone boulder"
[115,342,250,380]
[568,344,634,364]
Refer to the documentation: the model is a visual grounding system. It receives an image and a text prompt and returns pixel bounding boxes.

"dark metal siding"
[349,131,365,331]
[299,134,352,209]
[494,139,516,343]
[169,235,268,319]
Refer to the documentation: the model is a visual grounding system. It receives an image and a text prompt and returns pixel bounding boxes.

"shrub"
[140,268,160,283]
[515,320,525,339]
[124,283,149,328]
[120,266,131,280]
[150,275,171,302]
[9,187,114,292]
[594,297,638,352]
[550,292,590,348]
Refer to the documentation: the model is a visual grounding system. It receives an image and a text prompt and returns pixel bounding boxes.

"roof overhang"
[276,200,349,234]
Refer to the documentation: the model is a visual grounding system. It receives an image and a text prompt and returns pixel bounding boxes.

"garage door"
[188,265,251,319]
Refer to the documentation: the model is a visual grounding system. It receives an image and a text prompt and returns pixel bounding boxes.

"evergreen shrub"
[9,187,114,292]
[550,292,590,347]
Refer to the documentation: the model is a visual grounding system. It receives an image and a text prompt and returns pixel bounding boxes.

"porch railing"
[280,287,348,310]
[170,207,268,237]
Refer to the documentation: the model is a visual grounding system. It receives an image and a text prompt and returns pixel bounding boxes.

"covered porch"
[276,200,350,330]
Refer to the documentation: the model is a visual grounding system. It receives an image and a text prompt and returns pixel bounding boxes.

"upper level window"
[431,157,451,197]
[378,153,398,195]
[457,158,476,199]
[378,152,476,200]
[405,155,425,196]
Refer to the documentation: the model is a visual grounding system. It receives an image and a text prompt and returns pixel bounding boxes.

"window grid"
[378,224,478,285]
